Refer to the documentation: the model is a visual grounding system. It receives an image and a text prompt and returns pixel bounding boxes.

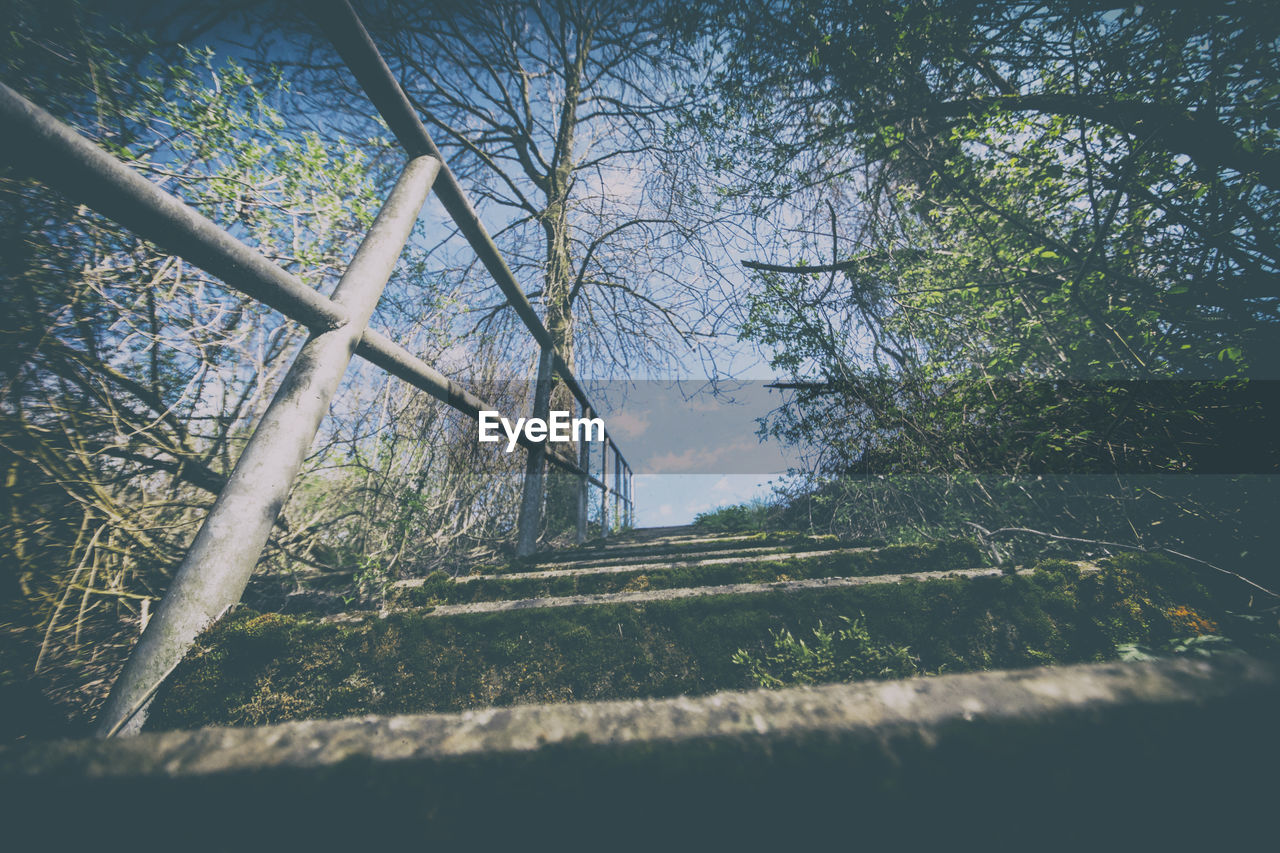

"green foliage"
[689,2,1280,587]
[693,498,778,533]
[732,616,918,688]
[1116,634,1240,662]
[351,558,393,607]
[766,473,1280,590]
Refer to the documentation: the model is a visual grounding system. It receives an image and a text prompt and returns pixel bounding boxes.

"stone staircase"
[383,528,988,604]
[380,529,1093,619]
[1,525,1276,846]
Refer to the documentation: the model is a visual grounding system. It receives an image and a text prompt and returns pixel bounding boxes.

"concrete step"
[357,563,1098,623]
[264,531,838,601]
[522,531,843,569]
[245,536,810,609]
[571,532,759,550]
[141,553,1227,735]
[254,539,958,618]
[443,547,865,585]
[7,655,1275,847]
[513,543,802,572]
[382,541,990,611]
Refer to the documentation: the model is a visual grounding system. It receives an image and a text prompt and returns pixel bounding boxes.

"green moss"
[148,553,1234,730]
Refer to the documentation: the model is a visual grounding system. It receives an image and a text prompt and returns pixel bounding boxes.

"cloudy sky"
[583,380,801,524]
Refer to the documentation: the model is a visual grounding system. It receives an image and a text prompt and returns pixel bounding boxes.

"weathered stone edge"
[379,563,1094,620]
[3,654,1273,780]
[430,546,863,586]
[489,543,820,574]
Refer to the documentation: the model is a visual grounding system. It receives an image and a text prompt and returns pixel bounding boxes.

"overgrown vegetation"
[732,616,919,688]
[693,499,779,533]
[2,1,1276,738]
[766,474,1280,585]
[149,553,1272,729]
[676,1,1280,592]
[1,11,387,723]
[0,1,520,730]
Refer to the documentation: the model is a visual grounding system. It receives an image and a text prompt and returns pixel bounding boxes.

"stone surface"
[496,543,805,574]
[384,563,1095,620]
[1,655,1276,847]
[1,654,1263,774]
[402,546,862,587]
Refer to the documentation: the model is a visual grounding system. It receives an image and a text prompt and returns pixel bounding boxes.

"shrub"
[732,615,918,688]
[694,498,777,533]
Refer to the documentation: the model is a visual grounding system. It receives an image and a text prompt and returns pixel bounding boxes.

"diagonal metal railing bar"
[0,82,603,486]
[95,153,443,736]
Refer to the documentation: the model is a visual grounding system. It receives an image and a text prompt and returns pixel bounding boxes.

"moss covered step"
[511,542,826,573]
[249,540,859,616]
[387,563,1099,619]
[496,544,814,576]
[256,534,837,607]
[147,554,1223,730]
[390,541,988,608]
[13,657,1279,849]
[472,546,858,578]
[544,532,760,554]
[522,531,849,568]
[561,524,754,548]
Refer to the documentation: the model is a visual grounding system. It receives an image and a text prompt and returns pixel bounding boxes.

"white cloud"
[607,408,651,440]
[645,437,764,474]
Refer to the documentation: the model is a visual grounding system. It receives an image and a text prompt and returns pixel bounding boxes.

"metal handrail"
[0,0,635,737]
[306,0,633,535]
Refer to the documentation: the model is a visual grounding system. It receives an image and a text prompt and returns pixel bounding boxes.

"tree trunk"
[514,31,590,552]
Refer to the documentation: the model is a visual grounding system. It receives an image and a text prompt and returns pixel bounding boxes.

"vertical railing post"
[95,155,441,737]
[613,453,621,533]
[625,466,633,529]
[576,402,589,545]
[515,346,554,558]
[600,439,610,540]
